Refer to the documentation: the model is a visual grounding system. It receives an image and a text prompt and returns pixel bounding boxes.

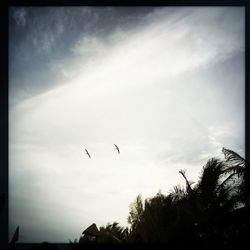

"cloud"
[72,35,106,56]
[13,8,27,27]
[9,7,244,105]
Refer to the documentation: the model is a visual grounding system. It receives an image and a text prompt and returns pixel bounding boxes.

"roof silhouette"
[82,223,100,236]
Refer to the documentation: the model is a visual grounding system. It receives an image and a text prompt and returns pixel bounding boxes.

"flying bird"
[85,149,91,159]
[114,144,120,154]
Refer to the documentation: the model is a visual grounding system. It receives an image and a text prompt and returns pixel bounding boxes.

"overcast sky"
[9,7,245,243]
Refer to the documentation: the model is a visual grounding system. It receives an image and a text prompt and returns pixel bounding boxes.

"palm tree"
[75,148,247,245]
[172,152,247,244]
[127,149,246,244]
[222,147,249,206]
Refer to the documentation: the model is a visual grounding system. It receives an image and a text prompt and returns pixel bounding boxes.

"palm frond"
[197,158,226,202]
[221,148,247,187]
[216,173,237,193]
[179,169,193,194]
[222,148,245,167]
[169,185,187,202]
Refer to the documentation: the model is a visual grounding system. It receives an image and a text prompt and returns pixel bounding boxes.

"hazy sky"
[9,7,245,243]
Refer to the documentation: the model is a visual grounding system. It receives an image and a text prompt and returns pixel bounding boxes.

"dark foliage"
[74,148,249,247]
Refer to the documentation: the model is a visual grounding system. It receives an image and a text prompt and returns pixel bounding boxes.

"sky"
[9,7,245,243]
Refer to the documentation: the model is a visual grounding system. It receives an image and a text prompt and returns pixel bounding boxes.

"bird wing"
[114,144,120,153]
[85,149,91,158]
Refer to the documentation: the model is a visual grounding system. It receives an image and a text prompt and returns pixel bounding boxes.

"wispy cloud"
[13,8,27,27]
[72,35,106,56]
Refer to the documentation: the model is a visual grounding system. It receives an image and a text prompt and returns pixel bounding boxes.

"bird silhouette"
[114,144,120,154]
[85,149,91,159]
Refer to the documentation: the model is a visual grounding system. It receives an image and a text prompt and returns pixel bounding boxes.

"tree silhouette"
[222,147,249,206]
[98,222,128,242]
[73,148,249,246]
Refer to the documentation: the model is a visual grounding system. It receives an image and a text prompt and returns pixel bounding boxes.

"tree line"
[70,147,250,247]
[7,147,250,249]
